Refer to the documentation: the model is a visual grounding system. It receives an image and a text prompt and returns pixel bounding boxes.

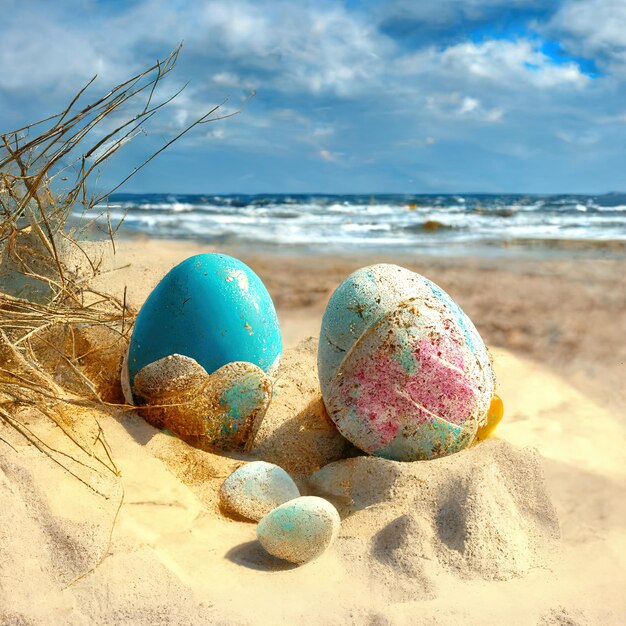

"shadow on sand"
[225,540,298,572]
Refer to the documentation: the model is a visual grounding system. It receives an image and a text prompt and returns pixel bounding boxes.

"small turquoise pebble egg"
[257,496,341,564]
[318,264,495,462]
[128,254,282,388]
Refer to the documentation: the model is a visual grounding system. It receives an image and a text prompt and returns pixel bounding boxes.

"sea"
[89,192,626,257]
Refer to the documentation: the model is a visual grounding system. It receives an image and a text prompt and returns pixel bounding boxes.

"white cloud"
[0,18,125,94]
[460,97,479,113]
[191,1,391,97]
[402,38,589,88]
[425,93,504,123]
[212,72,241,87]
[544,0,626,76]
[0,0,390,102]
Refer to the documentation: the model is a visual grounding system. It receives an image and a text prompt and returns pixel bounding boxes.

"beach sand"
[1,238,624,625]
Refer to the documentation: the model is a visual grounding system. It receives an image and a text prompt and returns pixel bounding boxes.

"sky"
[1,0,625,194]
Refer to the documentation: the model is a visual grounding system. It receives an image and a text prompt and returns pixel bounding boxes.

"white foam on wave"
[81,195,626,250]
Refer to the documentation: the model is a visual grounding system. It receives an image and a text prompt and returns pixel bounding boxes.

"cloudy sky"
[1,0,625,194]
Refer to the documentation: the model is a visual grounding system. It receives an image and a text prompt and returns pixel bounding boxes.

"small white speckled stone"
[257,496,341,564]
[219,461,300,521]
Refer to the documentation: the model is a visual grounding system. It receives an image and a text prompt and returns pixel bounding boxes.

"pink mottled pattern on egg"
[406,336,478,425]
[339,325,478,450]
[353,354,404,444]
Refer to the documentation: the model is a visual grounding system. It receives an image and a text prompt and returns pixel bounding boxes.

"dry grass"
[0,45,234,493]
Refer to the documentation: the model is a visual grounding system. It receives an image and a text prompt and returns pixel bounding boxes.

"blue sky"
[1,0,625,194]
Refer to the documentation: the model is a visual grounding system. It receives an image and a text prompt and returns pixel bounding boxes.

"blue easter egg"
[128,254,282,386]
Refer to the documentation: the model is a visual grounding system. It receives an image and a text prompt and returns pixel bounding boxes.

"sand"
[246,337,347,477]
[0,237,624,625]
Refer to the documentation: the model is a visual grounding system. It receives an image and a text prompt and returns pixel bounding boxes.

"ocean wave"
[85,193,626,252]
[593,204,626,212]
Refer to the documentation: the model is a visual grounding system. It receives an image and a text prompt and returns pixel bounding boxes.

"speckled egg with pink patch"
[318,264,495,461]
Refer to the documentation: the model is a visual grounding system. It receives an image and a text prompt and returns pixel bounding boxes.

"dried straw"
[0,45,235,494]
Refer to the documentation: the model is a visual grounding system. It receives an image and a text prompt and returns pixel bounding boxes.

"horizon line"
[107,190,625,197]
